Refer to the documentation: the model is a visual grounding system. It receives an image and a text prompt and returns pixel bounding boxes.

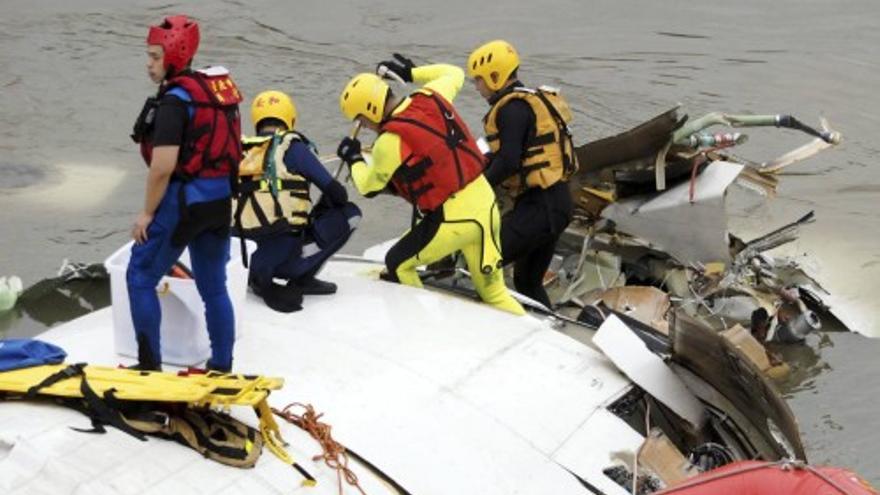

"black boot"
[289,277,337,295]
[206,360,232,374]
[251,278,303,313]
[135,332,162,371]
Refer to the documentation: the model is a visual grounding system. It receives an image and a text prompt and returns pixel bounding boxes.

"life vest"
[381,90,485,213]
[233,131,312,238]
[483,86,578,195]
[135,67,243,178]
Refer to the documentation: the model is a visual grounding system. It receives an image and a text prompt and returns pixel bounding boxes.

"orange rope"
[272,402,367,495]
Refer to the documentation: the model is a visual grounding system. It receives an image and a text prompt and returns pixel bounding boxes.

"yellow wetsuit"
[350,64,524,316]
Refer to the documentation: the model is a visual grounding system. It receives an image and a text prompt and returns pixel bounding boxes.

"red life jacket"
[139,68,244,179]
[381,90,486,212]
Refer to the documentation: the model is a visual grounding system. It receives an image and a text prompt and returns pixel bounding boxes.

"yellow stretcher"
[0,363,316,487]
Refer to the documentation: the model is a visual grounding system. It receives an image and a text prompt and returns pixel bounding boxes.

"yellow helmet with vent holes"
[339,73,390,124]
[467,40,520,92]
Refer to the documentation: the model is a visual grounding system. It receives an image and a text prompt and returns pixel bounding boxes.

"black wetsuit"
[484,83,573,309]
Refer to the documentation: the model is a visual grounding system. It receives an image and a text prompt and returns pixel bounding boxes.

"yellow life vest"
[234,131,312,237]
[483,86,579,196]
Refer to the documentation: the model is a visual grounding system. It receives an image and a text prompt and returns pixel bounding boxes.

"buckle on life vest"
[258,179,282,191]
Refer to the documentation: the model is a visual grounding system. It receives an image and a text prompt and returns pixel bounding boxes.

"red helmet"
[147,15,200,75]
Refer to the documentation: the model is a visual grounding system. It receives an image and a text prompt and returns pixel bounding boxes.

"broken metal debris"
[542,106,843,382]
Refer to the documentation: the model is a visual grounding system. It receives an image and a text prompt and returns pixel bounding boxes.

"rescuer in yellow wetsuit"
[335,55,524,315]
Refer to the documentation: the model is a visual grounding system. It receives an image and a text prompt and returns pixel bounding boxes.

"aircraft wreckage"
[529,106,844,379]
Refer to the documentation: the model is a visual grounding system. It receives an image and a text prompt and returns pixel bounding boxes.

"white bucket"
[104,239,252,366]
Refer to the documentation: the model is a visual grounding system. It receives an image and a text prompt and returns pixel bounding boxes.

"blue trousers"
[248,202,361,287]
[126,182,234,371]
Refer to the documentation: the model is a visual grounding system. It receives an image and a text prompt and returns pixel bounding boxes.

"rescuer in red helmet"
[128,15,243,372]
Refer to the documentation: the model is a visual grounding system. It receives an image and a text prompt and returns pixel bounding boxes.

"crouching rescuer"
[336,54,524,315]
[128,15,242,371]
[234,90,361,313]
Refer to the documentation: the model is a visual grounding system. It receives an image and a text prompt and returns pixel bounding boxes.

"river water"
[1,0,878,486]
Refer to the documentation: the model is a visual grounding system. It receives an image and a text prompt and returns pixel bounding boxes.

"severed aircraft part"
[602,161,744,264]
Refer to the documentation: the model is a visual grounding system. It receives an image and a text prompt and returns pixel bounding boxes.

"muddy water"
[1,0,878,485]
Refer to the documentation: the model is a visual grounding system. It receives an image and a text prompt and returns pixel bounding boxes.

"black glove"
[324,179,349,207]
[377,53,415,83]
[336,136,364,168]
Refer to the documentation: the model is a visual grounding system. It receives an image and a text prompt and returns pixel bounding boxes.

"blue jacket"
[0,339,67,372]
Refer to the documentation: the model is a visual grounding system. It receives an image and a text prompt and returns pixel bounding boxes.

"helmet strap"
[381,89,400,123]
[164,62,193,81]
[256,118,289,135]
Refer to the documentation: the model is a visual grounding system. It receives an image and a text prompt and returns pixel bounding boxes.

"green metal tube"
[673,112,781,143]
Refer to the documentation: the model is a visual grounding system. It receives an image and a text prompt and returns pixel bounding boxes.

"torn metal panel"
[732,211,815,265]
[553,407,645,495]
[670,310,806,460]
[720,325,773,372]
[638,429,699,487]
[701,293,768,329]
[556,248,626,304]
[594,315,705,428]
[574,106,681,174]
[735,167,779,197]
[602,161,744,263]
[593,286,671,335]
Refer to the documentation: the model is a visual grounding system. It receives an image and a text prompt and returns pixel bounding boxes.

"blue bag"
[0,339,67,372]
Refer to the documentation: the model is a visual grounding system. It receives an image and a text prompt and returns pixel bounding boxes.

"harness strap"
[72,382,148,441]
[172,411,252,460]
[522,148,544,159]
[532,90,576,174]
[249,194,273,229]
[233,191,251,267]
[527,131,556,148]
[24,363,147,441]
[522,160,552,172]
[236,179,263,194]
[279,179,309,191]
[385,94,483,200]
[25,363,87,399]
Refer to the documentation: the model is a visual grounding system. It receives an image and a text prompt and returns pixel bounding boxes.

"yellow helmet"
[467,40,520,92]
[251,90,297,130]
[339,73,389,124]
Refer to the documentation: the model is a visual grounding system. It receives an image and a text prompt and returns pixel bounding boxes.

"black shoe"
[205,361,232,374]
[251,280,303,313]
[378,269,398,283]
[289,277,337,295]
